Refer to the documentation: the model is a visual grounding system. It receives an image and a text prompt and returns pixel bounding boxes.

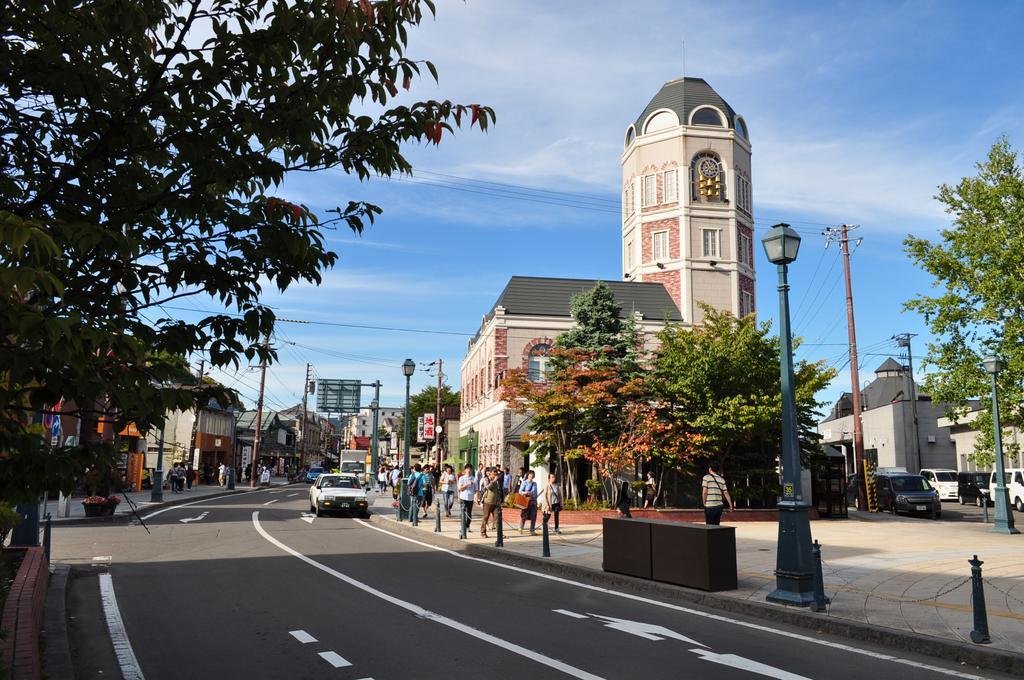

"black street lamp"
[399,358,415,521]
[982,356,1018,535]
[762,223,816,607]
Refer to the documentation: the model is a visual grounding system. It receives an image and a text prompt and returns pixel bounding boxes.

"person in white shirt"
[457,464,478,533]
[217,463,226,486]
[440,465,457,518]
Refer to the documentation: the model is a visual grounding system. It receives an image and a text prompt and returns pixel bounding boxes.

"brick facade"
[739,273,755,314]
[640,217,680,264]
[639,269,682,313]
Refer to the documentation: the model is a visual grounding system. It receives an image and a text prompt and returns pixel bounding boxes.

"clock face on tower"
[698,157,720,179]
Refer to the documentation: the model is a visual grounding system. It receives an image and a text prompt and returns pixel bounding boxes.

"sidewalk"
[46,476,291,521]
[370,498,1024,657]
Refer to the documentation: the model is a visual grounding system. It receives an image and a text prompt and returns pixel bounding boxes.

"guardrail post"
[982,495,990,524]
[434,495,442,533]
[459,502,467,540]
[542,512,551,557]
[43,513,52,564]
[810,539,831,612]
[495,503,504,548]
[969,554,991,644]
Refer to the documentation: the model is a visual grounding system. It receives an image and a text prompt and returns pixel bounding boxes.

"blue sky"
[177,0,1024,414]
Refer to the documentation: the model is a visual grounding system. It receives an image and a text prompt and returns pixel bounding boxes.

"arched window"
[735,116,749,140]
[690,107,724,127]
[624,126,635,148]
[527,344,551,382]
[690,153,726,203]
[643,110,679,134]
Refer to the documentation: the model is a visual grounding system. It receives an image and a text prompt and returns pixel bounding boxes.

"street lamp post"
[763,223,816,607]
[983,356,1018,535]
[399,359,415,521]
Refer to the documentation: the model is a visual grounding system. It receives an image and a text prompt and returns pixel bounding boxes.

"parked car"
[957,471,991,506]
[308,474,369,517]
[305,466,325,484]
[920,469,958,501]
[876,472,941,518]
[989,469,1024,512]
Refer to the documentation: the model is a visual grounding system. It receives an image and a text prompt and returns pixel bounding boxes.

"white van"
[920,469,958,501]
[989,469,1024,512]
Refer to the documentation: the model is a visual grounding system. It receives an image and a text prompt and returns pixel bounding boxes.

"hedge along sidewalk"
[45,477,294,524]
[366,501,1024,677]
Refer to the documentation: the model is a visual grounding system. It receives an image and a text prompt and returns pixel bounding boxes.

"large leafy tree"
[646,307,834,501]
[0,0,494,502]
[905,138,1024,467]
[556,281,641,370]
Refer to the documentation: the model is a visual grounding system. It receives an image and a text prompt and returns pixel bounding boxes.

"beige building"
[622,77,755,323]
[459,277,681,471]
[938,408,1021,473]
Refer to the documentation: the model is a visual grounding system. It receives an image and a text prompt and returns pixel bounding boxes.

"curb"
[368,514,1024,677]
[50,483,298,526]
[42,564,73,680]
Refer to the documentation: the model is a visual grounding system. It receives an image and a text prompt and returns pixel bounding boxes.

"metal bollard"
[810,539,831,612]
[434,496,442,533]
[969,555,991,644]
[43,513,52,564]
[982,495,990,524]
[459,503,467,540]
[412,496,419,526]
[495,503,504,548]
[542,512,551,557]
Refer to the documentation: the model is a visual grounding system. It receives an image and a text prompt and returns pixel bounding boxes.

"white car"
[920,469,958,501]
[309,474,370,517]
[989,469,1024,513]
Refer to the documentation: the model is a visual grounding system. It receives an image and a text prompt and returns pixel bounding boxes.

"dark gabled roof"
[875,358,904,373]
[490,276,682,322]
[236,409,278,431]
[633,77,739,134]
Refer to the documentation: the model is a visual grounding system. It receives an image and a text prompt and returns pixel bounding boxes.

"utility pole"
[826,224,868,511]
[894,333,922,473]
[300,363,311,470]
[251,334,269,488]
[188,358,205,477]
[435,359,443,468]
[369,381,381,476]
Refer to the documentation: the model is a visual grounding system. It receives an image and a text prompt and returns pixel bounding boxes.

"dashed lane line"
[318,651,352,668]
[252,512,604,680]
[289,630,317,644]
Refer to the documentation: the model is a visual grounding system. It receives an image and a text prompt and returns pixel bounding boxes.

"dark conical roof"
[633,77,739,134]
[875,358,904,374]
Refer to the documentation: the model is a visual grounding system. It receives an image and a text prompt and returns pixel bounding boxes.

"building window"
[741,290,753,317]
[737,169,752,214]
[642,174,657,207]
[738,231,751,267]
[663,169,677,203]
[528,344,551,382]
[701,229,720,258]
[691,107,724,127]
[622,184,634,218]
[625,240,633,269]
[652,231,669,261]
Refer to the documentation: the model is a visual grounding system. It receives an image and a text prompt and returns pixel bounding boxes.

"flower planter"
[82,503,104,517]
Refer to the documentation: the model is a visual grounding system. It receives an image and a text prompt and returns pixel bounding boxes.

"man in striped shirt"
[701,464,734,525]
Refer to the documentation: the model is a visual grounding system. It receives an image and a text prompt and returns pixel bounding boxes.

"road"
[52,485,1010,680]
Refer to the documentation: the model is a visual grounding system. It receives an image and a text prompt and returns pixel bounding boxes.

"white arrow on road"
[300,512,316,524]
[689,648,812,680]
[178,511,209,524]
[586,613,705,646]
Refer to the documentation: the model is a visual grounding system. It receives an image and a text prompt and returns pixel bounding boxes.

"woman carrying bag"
[518,470,539,535]
[539,472,562,535]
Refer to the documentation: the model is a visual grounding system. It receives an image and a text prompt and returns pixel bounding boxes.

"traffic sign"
[316,379,361,412]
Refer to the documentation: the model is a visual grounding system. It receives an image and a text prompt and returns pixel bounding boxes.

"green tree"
[556,281,641,370]
[905,138,1024,468]
[647,307,835,489]
[394,384,459,434]
[0,0,494,502]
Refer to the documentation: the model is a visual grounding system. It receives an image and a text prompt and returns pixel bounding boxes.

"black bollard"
[969,555,991,644]
[810,539,831,612]
[982,494,990,524]
[495,503,504,548]
[542,512,551,557]
[434,496,442,533]
[459,502,467,540]
[43,513,52,564]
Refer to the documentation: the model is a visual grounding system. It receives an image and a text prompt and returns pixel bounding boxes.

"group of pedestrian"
[167,463,195,493]
[448,464,563,538]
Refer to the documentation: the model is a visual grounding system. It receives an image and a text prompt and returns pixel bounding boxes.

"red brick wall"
[639,161,681,215]
[739,274,755,313]
[639,269,681,315]
[493,328,508,399]
[0,547,48,680]
[640,217,679,263]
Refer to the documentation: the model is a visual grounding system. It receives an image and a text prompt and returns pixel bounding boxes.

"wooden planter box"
[602,517,737,592]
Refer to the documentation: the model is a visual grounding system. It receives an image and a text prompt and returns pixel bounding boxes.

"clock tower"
[621,77,755,324]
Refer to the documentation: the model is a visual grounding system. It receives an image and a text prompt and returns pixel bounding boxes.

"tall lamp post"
[763,223,816,607]
[399,359,416,521]
[983,356,1018,535]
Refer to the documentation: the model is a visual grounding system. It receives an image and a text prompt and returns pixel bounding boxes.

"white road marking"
[287,492,299,497]
[289,629,317,644]
[98,574,145,680]
[318,651,352,668]
[300,513,316,524]
[554,609,589,619]
[353,519,988,680]
[253,513,604,680]
[178,511,209,524]
[92,555,112,563]
[587,614,704,645]
[140,487,269,520]
[263,499,278,505]
[690,648,811,680]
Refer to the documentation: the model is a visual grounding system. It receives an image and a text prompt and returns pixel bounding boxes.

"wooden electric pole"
[435,358,443,468]
[300,363,312,470]
[251,334,270,488]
